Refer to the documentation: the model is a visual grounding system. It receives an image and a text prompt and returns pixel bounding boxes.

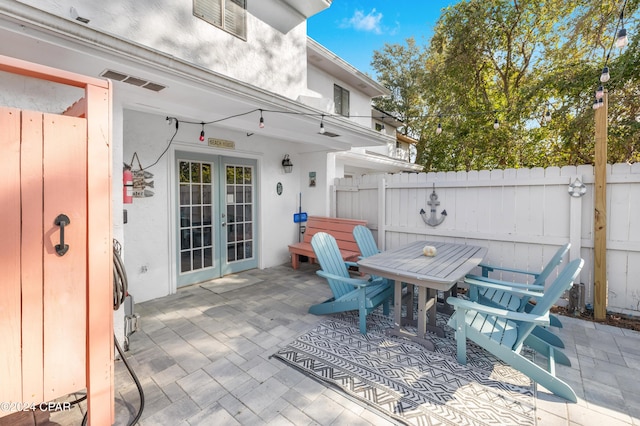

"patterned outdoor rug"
[272,310,535,426]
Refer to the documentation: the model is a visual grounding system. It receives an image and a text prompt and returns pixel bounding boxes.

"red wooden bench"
[288,216,367,269]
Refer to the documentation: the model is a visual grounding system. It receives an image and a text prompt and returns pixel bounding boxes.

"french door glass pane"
[225,163,254,264]
[179,160,214,274]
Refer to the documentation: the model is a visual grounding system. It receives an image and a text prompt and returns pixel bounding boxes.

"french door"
[176,152,257,287]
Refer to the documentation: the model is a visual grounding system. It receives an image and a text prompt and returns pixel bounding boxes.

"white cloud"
[341,9,384,34]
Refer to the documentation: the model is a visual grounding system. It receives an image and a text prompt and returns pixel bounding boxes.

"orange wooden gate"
[0,56,113,425]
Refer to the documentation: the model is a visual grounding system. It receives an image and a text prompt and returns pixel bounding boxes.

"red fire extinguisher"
[123,166,133,204]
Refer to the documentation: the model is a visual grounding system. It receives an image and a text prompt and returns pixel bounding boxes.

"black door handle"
[54,214,70,256]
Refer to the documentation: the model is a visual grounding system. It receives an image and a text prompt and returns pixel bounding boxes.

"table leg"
[385,280,435,351]
[393,280,402,329]
[426,288,445,338]
[417,287,427,338]
[439,284,457,316]
[400,284,417,326]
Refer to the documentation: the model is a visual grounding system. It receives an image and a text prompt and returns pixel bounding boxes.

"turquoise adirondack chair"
[466,243,570,348]
[448,258,584,402]
[469,243,570,313]
[353,225,410,305]
[353,225,381,258]
[352,225,388,284]
[309,232,393,335]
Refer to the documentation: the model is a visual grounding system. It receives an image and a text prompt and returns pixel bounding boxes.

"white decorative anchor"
[420,184,447,227]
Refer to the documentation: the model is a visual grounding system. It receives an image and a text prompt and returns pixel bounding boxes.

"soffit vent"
[99,69,167,92]
[320,131,340,137]
[123,76,146,86]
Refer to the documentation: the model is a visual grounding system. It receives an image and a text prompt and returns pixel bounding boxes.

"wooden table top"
[358,241,488,291]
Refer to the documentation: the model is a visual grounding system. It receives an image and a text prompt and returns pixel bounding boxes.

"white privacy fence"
[331,163,640,317]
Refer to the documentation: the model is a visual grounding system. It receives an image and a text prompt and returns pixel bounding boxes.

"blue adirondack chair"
[353,225,381,258]
[467,243,571,320]
[353,225,411,306]
[352,225,388,284]
[309,232,393,335]
[466,243,570,348]
[448,258,584,402]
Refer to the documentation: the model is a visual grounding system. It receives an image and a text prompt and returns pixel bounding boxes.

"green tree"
[372,0,640,171]
[371,37,429,138]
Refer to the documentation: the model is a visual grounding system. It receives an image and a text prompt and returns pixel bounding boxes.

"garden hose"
[82,240,145,425]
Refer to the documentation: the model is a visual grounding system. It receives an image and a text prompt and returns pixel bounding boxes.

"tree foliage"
[372,0,640,171]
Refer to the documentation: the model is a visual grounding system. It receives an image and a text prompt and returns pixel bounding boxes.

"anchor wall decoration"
[420,184,447,227]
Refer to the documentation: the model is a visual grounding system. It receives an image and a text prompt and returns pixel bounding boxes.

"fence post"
[569,175,583,265]
[330,184,337,217]
[594,91,608,320]
[378,177,386,250]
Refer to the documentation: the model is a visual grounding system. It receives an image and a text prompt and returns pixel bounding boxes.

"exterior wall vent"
[99,70,166,92]
[142,82,166,92]
[123,76,146,87]
[100,70,127,81]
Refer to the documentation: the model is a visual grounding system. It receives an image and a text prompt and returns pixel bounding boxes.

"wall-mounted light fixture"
[282,154,293,173]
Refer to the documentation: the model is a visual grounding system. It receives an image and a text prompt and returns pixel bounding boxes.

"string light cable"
[131,105,538,172]
[593,0,629,108]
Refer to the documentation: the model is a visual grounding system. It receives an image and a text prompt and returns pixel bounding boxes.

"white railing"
[331,163,640,317]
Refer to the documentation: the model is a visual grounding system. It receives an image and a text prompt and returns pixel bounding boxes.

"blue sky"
[307,1,458,77]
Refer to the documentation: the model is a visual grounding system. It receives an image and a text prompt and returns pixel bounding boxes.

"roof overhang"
[372,106,403,128]
[0,1,385,152]
[397,133,418,145]
[307,38,390,98]
[335,150,423,175]
[248,0,332,34]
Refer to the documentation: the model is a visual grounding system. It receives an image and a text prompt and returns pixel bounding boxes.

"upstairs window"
[334,84,350,117]
[194,0,247,40]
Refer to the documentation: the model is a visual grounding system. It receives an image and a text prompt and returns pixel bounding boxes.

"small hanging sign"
[132,169,154,198]
[208,138,235,150]
[128,152,154,198]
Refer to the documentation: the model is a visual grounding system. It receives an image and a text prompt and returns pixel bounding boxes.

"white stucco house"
[0,0,420,303]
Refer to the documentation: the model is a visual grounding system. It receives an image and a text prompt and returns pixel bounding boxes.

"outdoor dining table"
[357,240,487,350]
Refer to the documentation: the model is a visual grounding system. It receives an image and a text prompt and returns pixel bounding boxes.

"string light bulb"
[592,97,604,110]
[259,110,265,129]
[617,10,628,49]
[544,110,552,123]
[319,115,326,134]
[493,117,500,130]
[595,85,604,99]
[600,66,610,83]
[199,123,205,142]
[436,122,442,135]
[616,27,628,48]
